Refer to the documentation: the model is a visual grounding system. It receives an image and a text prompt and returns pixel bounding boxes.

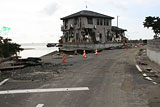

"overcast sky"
[0,0,160,43]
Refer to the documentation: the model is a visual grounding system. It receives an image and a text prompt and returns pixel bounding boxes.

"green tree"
[143,16,160,39]
[0,37,23,58]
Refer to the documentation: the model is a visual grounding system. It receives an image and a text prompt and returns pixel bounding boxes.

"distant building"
[60,10,127,44]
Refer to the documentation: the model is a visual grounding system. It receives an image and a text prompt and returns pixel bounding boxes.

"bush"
[0,37,23,58]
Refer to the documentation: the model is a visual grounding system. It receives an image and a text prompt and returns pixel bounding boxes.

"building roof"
[112,26,127,32]
[60,10,114,20]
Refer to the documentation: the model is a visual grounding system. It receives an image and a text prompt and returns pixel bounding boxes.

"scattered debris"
[146,74,159,78]
[138,61,148,65]
[145,77,153,81]
[143,73,147,77]
[152,82,158,85]
[136,65,142,72]
[146,68,152,71]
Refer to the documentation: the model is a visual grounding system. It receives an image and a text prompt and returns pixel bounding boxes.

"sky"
[0,0,160,43]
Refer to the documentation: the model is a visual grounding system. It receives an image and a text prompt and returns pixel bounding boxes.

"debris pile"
[0,56,72,81]
[0,57,42,71]
[15,57,42,67]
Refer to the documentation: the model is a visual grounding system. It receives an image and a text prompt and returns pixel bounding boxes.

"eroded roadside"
[135,47,160,107]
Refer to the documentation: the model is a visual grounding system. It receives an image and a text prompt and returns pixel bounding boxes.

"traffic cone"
[138,44,140,48]
[82,50,87,58]
[95,49,98,55]
[62,54,67,63]
[125,45,128,50]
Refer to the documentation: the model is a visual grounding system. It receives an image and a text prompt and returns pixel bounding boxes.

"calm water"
[18,43,58,58]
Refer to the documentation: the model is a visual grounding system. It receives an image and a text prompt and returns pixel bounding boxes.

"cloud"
[41,2,58,16]
[103,0,160,11]
[109,1,128,11]
[135,0,160,5]
[102,0,128,11]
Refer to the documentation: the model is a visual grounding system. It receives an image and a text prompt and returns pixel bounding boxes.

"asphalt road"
[0,48,156,107]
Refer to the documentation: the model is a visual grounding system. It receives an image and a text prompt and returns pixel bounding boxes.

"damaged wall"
[62,17,112,43]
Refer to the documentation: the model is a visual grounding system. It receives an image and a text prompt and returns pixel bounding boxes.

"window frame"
[87,17,93,24]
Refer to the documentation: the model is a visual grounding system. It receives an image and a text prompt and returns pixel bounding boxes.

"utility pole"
[117,16,119,27]
[85,1,88,9]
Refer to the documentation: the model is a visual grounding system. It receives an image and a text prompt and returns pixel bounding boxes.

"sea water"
[18,43,58,58]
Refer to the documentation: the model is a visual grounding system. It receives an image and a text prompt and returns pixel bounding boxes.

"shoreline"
[23,48,35,50]
[40,50,59,58]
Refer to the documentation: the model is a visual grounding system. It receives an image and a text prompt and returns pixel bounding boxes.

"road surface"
[0,48,157,107]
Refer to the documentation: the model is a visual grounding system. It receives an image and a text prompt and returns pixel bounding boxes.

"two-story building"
[60,10,114,44]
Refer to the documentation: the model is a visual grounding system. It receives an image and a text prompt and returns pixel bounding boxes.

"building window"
[97,19,99,25]
[74,18,78,25]
[87,17,93,24]
[100,19,103,25]
[104,19,109,26]
[99,33,102,39]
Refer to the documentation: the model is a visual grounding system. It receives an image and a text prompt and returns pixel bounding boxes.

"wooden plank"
[0,65,25,71]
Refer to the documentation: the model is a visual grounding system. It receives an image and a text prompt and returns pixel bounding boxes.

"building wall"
[62,17,112,43]
[80,17,112,43]
[147,39,160,65]
[65,18,74,30]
